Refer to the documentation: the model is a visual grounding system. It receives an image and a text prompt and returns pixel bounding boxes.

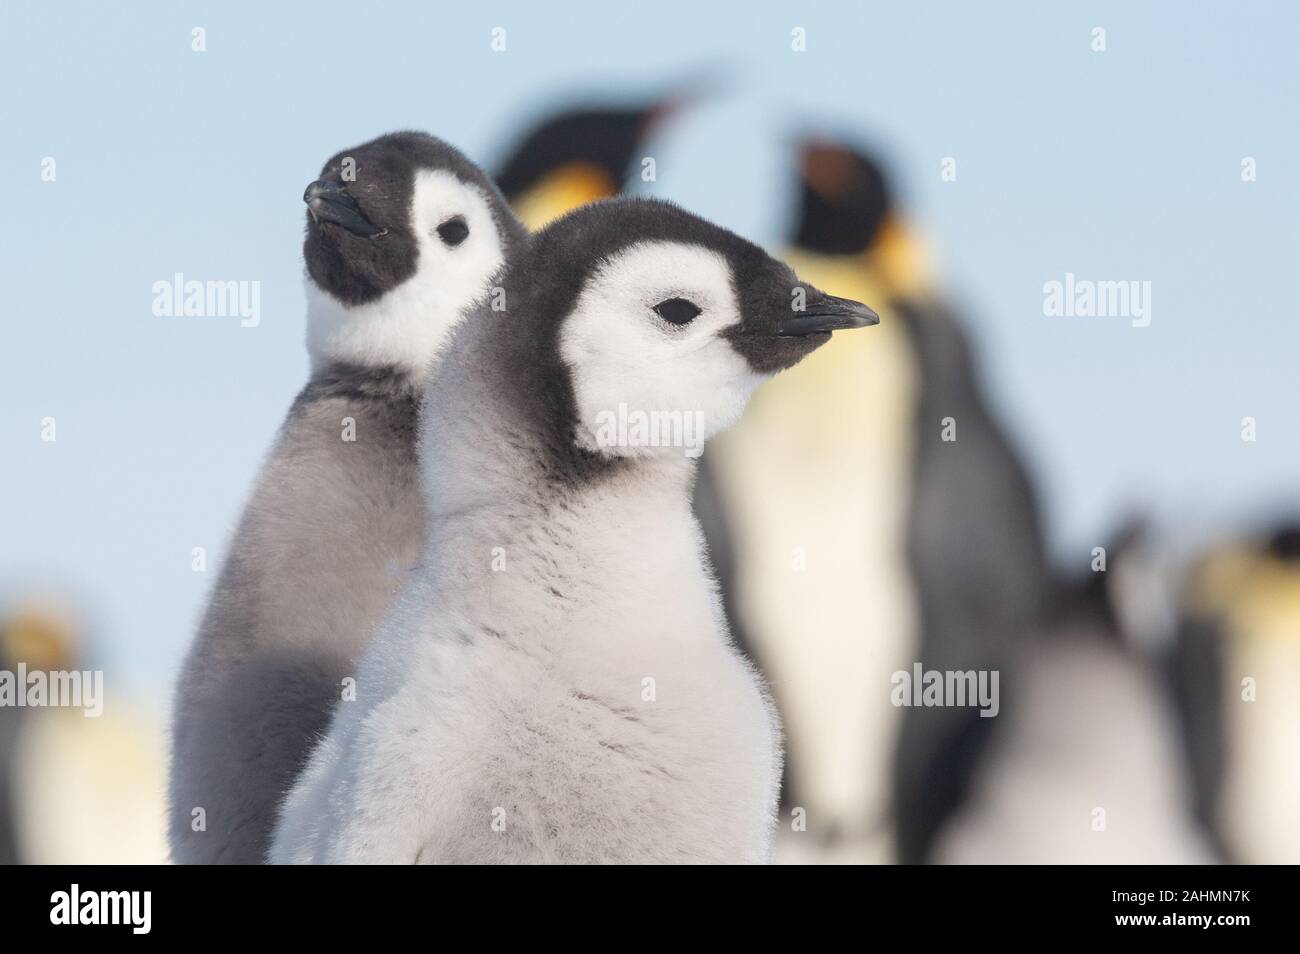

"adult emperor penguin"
[940,517,1300,864]
[494,87,695,227]
[2,592,168,863]
[170,132,525,864]
[702,136,1048,862]
[932,523,1218,863]
[1177,521,1300,863]
[271,197,878,864]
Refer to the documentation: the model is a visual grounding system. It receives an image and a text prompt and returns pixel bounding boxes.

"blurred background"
[2,1,1297,863]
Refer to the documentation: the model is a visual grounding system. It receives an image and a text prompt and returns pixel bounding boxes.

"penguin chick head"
[519,198,878,461]
[303,131,525,376]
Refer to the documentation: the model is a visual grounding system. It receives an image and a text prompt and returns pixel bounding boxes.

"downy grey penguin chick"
[271,197,878,864]
[170,132,526,864]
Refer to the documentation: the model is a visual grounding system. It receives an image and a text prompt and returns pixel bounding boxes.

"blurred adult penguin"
[0,593,168,864]
[1178,521,1300,863]
[938,516,1300,864]
[495,87,694,227]
[0,609,26,865]
[931,524,1218,863]
[703,137,1048,863]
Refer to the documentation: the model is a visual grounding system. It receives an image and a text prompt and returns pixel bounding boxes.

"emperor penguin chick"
[170,132,525,864]
[271,197,878,864]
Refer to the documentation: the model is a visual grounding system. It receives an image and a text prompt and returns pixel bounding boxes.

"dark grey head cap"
[304,131,527,306]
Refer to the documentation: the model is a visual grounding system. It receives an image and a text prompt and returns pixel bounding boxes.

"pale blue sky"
[3,1,1297,696]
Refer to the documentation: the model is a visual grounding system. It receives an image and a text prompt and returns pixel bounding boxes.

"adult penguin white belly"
[702,138,1048,863]
[706,254,919,862]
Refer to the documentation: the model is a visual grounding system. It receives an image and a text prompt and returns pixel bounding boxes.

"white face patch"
[306,169,506,377]
[558,241,767,459]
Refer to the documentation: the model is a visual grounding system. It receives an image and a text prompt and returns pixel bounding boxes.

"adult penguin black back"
[890,304,1047,864]
[170,131,525,864]
[702,136,1048,862]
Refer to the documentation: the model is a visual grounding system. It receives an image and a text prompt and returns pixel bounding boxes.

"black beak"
[303,179,386,238]
[778,293,880,337]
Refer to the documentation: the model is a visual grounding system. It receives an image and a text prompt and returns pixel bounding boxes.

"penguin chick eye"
[652,297,702,326]
[435,216,469,247]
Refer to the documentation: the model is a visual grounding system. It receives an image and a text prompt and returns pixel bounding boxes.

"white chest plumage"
[272,460,782,864]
